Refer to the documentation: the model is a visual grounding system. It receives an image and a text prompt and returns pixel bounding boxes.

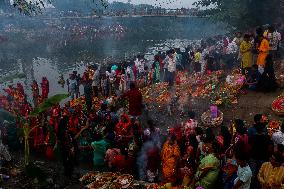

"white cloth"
[268,31,282,51]
[201,49,209,73]
[92,70,100,87]
[272,130,284,145]
[135,58,145,73]
[227,41,238,54]
[234,165,252,189]
[164,55,176,72]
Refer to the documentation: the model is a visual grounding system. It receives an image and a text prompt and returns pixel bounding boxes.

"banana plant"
[21,120,39,165]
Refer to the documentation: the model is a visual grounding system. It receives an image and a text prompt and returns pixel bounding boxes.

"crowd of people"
[0,23,284,189]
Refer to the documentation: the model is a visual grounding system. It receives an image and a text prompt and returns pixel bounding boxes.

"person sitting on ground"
[246,64,261,90]
[248,114,268,137]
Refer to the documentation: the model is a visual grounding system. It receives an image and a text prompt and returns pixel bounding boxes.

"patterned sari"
[161,140,181,183]
[194,154,220,189]
[153,61,160,84]
[240,41,253,69]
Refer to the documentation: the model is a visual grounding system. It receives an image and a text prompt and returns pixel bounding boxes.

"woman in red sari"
[114,114,132,147]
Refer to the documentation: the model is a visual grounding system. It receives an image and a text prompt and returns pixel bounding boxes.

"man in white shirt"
[164,50,176,86]
[134,55,145,79]
[69,74,78,100]
[92,65,101,97]
[233,154,252,189]
[272,122,284,145]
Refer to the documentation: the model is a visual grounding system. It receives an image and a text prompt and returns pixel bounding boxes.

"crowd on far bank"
[0,23,284,189]
[60,23,283,107]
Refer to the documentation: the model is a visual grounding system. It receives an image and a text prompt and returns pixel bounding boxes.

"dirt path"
[222,89,283,125]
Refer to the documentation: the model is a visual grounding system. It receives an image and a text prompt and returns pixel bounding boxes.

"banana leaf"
[29,94,69,117]
[0,73,26,83]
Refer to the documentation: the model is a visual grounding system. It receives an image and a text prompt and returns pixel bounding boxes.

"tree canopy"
[6,0,284,30]
[194,0,284,30]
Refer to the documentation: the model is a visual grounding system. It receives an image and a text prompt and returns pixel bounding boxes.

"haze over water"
[0,15,226,99]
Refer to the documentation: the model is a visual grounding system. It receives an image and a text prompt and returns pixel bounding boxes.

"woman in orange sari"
[161,134,181,184]
[257,36,270,67]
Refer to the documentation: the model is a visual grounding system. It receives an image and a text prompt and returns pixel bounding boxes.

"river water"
[0,16,226,98]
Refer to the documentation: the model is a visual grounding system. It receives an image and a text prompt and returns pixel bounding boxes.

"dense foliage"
[194,0,284,30]
[4,0,108,15]
[5,0,284,30]
[11,0,52,15]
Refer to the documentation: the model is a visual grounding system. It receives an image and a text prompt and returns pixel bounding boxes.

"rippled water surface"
[0,16,226,98]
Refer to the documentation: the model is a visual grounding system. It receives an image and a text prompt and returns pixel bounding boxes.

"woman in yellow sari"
[240,34,252,70]
[257,36,270,67]
[161,134,181,184]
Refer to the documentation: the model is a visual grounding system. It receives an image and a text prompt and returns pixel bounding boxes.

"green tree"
[10,0,109,15]
[194,0,284,30]
[11,0,52,15]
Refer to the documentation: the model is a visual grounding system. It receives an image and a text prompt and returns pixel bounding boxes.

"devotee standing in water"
[31,80,39,107]
[83,73,93,112]
[41,77,49,99]
[68,74,78,100]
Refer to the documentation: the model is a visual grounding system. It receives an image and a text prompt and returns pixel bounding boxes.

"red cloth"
[147,146,160,172]
[41,78,49,99]
[122,89,143,116]
[115,114,131,136]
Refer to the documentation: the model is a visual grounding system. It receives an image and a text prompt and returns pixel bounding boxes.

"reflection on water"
[0,16,226,100]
